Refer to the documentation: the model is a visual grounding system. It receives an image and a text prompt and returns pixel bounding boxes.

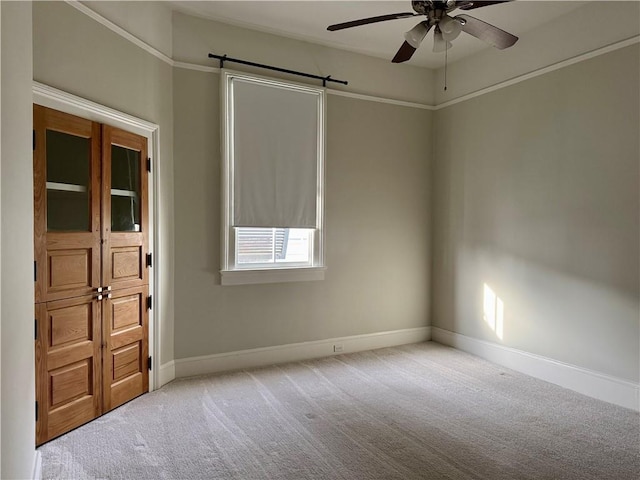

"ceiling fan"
[327,1,518,63]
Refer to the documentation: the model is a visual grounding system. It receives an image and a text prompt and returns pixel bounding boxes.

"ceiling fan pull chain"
[444,43,448,91]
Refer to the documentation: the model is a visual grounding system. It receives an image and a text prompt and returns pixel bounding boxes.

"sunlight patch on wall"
[483,283,504,340]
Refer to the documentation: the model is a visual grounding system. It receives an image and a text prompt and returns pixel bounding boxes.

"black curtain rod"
[208,53,348,87]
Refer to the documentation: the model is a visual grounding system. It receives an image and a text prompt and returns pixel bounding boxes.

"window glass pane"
[46,130,90,185]
[236,228,312,267]
[47,190,89,231]
[46,130,90,232]
[277,228,312,264]
[111,145,141,232]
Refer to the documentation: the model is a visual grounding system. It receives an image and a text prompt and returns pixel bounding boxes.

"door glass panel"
[46,130,90,231]
[111,145,141,232]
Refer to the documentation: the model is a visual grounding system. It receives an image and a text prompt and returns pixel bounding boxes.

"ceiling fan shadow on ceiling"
[327,0,519,64]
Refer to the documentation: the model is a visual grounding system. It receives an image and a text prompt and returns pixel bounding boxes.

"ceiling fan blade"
[392,41,417,63]
[392,22,432,63]
[456,14,518,49]
[457,1,514,11]
[327,12,418,31]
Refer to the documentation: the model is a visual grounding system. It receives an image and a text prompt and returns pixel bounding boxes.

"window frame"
[220,70,326,286]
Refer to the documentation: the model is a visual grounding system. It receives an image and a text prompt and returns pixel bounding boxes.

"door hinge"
[146,158,151,172]
[146,253,152,268]
[148,356,152,371]
[147,295,152,310]
[35,401,39,422]
[34,261,37,281]
[33,130,36,151]
[35,319,38,340]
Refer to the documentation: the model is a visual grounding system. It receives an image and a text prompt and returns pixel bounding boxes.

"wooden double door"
[34,105,151,445]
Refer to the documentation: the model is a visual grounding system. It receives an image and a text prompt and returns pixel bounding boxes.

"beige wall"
[78,1,173,58]
[431,44,640,382]
[434,1,640,104]
[173,68,432,358]
[1,2,34,478]
[172,11,435,106]
[33,1,176,367]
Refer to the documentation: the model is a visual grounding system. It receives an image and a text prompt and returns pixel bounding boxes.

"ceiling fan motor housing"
[412,1,459,27]
[411,1,431,15]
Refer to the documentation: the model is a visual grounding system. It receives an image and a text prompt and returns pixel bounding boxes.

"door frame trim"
[33,81,162,391]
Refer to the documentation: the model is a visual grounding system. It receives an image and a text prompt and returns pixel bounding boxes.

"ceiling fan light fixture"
[403,21,429,48]
[439,15,462,42]
[433,27,452,53]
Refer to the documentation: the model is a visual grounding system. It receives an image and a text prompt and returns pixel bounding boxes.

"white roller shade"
[231,77,320,228]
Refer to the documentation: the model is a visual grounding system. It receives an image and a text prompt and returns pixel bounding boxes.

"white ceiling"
[169,1,586,68]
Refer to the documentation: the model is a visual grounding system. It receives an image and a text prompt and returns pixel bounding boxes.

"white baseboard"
[158,361,176,387]
[432,327,640,411]
[32,450,42,480]
[175,326,431,378]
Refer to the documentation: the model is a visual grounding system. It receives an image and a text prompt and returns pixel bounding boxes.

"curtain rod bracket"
[208,53,348,87]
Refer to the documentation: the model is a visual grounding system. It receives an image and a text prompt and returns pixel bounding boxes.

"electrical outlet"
[333,344,344,353]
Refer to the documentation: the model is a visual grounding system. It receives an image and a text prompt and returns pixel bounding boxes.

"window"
[236,228,313,267]
[221,71,325,285]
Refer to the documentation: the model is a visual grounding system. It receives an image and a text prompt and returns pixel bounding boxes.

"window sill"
[220,266,326,286]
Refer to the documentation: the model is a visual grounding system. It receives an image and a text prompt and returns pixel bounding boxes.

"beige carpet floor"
[39,342,640,479]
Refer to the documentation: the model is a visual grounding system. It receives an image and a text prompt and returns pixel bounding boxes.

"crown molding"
[65,0,174,66]
[173,61,219,74]
[434,35,640,110]
[69,1,639,111]
[327,89,435,111]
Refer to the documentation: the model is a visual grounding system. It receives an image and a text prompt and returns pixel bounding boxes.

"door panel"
[34,105,101,303]
[47,248,93,292]
[44,239,100,302]
[36,296,102,445]
[111,246,142,279]
[50,360,92,407]
[102,285,149,412]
